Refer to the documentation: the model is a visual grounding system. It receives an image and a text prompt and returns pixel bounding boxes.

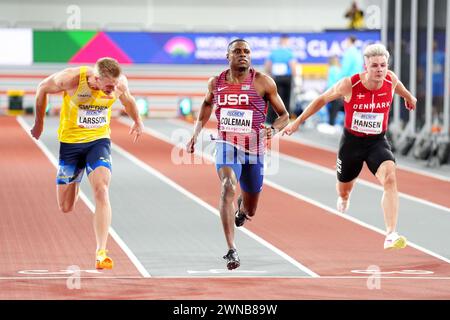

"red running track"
[186,118,450,208]
[0,117,141,298]
[1,116,450,299]
[112,119,450,297]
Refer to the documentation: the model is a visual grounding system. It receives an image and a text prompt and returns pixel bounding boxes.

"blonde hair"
[363,43,390,61]
[94,57,122,79]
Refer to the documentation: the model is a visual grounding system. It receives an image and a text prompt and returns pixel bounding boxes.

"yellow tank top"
[58,66,116,143]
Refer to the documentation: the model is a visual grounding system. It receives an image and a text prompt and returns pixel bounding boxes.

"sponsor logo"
[360,113,378,120]
[226,110,245,117]
[78,104,108,111]
[99,156,111,163]
[336,158,342,174]
[163,36,195,57]
[217,86,228,92]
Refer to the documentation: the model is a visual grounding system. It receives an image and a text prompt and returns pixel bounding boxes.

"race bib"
[219,108,253,134]
[351,112,384,134]
[77,107,109,128]
[272,63,288,76]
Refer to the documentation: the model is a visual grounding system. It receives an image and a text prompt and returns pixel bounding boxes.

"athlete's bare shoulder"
[207,76,218,92]
[65,67,83,74]
[84,66,99,84]
[387,70,397,78]
[254,70,274,83]
[45,67,80,91]
[84,66,94,75]
[115,74,129,93]
[386,69,398,82]
[338,76,353,91]
[335,76,353,101]
[254,71,276,92]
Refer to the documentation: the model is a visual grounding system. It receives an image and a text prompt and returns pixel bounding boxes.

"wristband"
[270,126,278,135]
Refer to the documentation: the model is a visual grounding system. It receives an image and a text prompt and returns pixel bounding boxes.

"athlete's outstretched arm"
[263,75,289,133]
[389,71,417,111]
[31,68,77,140]
[118,76,144,142]
[186,77,215,153]
[283,77,351,136]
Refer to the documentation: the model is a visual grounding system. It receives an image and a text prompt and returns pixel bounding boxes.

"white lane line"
[16,116,151,278]
[262,179,450,265]
[168,118,450,212]
[110,141,319,278]
[283,134,450,183]
[275,151,450,214]
[2,275,450,280]
[395,163,450,183]
[187,269,268,274]
[135,118,450,266]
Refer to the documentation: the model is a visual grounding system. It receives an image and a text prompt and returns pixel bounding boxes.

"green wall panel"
[34,31,97,62]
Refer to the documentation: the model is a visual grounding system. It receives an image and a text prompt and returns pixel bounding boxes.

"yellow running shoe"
[95,249,114,269]
[384,232,407,250]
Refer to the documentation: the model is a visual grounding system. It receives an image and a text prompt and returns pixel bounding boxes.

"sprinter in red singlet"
[187,39,289,270]
[283,43,417,250]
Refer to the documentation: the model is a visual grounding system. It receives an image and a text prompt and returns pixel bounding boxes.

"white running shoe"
[384,232,407,250]
[337,197,349,213]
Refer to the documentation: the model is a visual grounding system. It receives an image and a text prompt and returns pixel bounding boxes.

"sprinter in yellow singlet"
[30,57,144,270]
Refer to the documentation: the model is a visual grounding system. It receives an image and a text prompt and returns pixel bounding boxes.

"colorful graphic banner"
[32,30,380,65]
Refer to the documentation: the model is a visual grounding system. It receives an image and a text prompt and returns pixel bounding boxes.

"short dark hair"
[227,39,248,52]
[348,36,357,44]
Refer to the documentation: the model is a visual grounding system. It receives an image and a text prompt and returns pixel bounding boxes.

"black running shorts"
[336,129,395,182]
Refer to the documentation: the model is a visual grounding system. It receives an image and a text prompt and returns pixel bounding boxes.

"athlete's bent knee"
[92,184,109,203]
[221,178,236,200]
[383,171,397,190]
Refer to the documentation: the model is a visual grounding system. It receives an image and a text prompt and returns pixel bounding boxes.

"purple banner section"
[105,30,380,65]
